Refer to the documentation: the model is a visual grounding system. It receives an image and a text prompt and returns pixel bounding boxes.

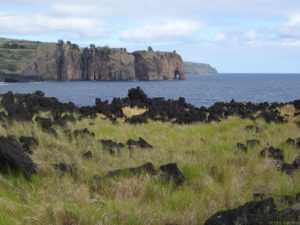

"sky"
[0,0,300,73]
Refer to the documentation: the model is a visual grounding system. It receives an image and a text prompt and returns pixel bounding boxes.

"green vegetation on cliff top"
[0,38,54,73]
[0,102,300,225]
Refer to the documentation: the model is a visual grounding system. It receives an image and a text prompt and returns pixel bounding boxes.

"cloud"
[120,20,203,43]
[0,12,107,39]
[281,14,300,38]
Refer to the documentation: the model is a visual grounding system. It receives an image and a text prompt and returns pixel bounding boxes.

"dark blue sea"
[0,74,299,107]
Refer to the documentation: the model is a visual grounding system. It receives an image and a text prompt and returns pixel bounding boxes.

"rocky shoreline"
[0,87,300,224]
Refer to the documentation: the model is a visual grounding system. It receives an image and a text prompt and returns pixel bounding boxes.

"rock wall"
[134,51,184,80]
[82,47,136,81]
[22,44,82,80]
[21,44,185,81]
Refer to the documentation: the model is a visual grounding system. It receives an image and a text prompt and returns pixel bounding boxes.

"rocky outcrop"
[133,51,184,80]
[20,43,185,81]
[82,47,136,80]
[22,43,82,80]
[204,198,299,225]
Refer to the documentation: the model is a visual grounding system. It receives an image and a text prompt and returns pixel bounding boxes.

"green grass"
[0,38,54,73]
[0,107,300,224]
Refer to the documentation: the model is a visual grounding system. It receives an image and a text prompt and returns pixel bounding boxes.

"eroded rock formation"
[21,44,185,81]
[22,43,82,80]
[133,51,184,80]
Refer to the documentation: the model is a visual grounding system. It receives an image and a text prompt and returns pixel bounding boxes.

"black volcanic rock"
[0,135,36,180]
[19,136,39,154]
[158,163,185,186]
[204,198,299,225]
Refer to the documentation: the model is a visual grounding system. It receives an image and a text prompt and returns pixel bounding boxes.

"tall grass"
[0,107,299,224]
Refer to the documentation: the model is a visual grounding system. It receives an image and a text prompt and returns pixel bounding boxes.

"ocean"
[0,73,299,107]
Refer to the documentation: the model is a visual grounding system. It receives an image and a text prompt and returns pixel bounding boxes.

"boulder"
[158,163,185,186]
[0,135,36,180]
[237,143,248,152]
[260,147,284,162]
[100,139,125,155]
[126,137,153,149]
[204,198,299,225]
[19,136,39,154]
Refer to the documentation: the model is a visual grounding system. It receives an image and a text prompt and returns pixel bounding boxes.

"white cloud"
[120,20,203,43]
[0,13,107,39]
[282,14,300,38]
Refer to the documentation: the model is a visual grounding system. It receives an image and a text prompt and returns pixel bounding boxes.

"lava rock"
[73,128,95,139]
[35,116,57,135]
[158,163,185,186]
[100,139,125,155]
[52,163,75,174]
[237,143,248,152]
[258,110,285,123]
[204,198,299,225]
[286,138,296,146]
[19,136,39,154]
[260,147,284,162]
[126,137,153,149]
[281,163,296,175]
[83,151,93,159]
[0,135,36,180]
[106,162,156,178]
[125,115,148,124]
[292,153,300,168]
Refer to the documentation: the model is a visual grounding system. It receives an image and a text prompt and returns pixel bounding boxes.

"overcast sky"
[1,0,300,73]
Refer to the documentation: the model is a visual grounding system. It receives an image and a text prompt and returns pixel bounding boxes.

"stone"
[237,143,248,152]
[19,136,39,154]
[100,139,125,155]
[0,135,36,180]
[204,198,299,225]
[158,163,185,186]
[126,137,153,149]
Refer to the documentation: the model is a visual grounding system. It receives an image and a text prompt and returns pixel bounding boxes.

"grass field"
[0,104,300,225]
[0,38,53,73]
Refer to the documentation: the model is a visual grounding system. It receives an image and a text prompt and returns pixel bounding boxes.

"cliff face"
[21,44,185,81]
[22,44,82,80]
[134,51,184,80]
[82,47,136,81]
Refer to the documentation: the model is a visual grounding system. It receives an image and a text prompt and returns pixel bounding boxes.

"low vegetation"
[0,38,54,73]
[0,93,300,224]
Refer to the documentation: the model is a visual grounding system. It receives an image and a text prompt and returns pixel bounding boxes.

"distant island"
[184,61,218,74]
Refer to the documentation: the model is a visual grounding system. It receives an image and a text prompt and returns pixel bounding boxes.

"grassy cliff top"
[0,38,55,73]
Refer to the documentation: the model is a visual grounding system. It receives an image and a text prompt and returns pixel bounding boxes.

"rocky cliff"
[22,43,82,80]
[20,43,185,81]
[82,47,136,81]
[133,51,184,80]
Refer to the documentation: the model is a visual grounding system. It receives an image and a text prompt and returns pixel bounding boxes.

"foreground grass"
[0,109,300,225]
